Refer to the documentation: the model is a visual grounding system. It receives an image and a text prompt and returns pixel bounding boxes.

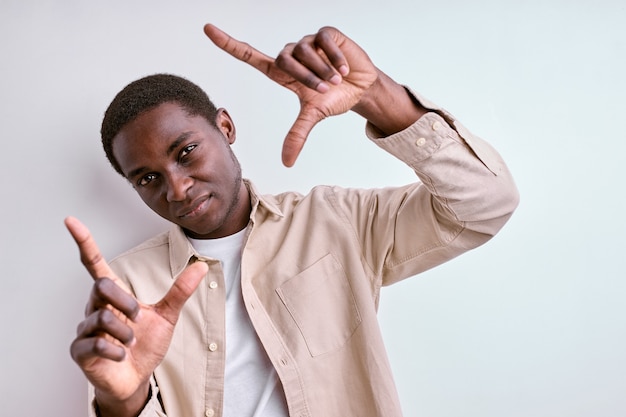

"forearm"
[374,107,517,229]
[357,91,519,283]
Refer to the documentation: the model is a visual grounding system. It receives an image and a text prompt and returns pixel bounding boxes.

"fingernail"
[329,74,341,85]
[133,310,142,322]
[316,82,330,93]
[338,65,349,76]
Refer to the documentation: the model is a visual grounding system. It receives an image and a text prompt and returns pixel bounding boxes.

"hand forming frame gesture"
[204,24,425,167]
[66,217,207,417]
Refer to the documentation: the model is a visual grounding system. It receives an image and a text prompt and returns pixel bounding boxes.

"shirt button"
[205,409,215,417]
[209,281,218,289]
[415,137,426,147]
[208,343,218,352]
[432,121,442,131]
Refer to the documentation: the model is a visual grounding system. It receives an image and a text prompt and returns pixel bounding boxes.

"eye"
[180,144,197,159]
[138,173,158,187]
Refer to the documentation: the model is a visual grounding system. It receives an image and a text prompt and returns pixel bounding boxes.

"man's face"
[112,102,250,239]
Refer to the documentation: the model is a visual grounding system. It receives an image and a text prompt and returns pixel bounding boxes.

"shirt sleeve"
[89,377,167,417]
[348,87,520,285]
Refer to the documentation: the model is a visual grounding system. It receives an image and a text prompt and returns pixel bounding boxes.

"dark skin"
[112,104,250,239]
[67,24,427,417]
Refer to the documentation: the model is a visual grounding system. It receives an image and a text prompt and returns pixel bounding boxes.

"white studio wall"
[1,1,625,416]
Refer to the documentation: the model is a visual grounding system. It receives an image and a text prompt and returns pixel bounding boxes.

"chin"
[183,220,225,239]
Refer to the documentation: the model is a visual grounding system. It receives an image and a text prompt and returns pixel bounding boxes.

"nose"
[166,171,193,202]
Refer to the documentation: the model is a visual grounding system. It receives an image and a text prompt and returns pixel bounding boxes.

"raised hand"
[203,24,379,167]
[65,217,207,416]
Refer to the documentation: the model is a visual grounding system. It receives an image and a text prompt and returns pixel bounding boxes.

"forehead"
[116,102,204,143]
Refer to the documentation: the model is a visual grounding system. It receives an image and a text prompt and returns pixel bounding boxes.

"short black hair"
[101,73,219,176]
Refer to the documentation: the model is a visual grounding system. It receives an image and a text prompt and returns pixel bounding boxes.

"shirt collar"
[167,179,283,278]
[244,179,284,219]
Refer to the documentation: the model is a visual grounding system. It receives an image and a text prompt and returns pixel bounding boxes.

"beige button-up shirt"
[93,92,519,417]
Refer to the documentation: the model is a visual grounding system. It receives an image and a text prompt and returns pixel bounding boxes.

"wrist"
[95,383,151,417]
[352,72,427,135]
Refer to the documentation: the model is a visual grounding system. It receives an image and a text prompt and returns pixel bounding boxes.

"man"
[66,24,519,417]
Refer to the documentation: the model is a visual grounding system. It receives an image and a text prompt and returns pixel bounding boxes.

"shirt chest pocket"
[276,254,362,357]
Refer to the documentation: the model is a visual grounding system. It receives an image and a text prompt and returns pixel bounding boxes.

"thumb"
[282,106,325,167]
[155,261,208,324]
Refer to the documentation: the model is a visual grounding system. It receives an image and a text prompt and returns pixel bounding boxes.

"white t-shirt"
[188,230,289,417]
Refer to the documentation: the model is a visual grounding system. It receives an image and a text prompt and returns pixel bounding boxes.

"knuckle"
[93,337,109,355]
[318,26,336,35]
[76,321,86,335]
[239,44,253,62]
[80,251,103,268]
[84,302,93,317]
[95,309,114,328]
[275,52,288,69]
[315,30,331,44]
[69,338,80,357]
[93,277,112,297]
[224,36,253,63]
[292,42,312,58]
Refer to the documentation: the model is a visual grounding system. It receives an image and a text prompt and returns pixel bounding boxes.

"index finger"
[203,23,274,75]
[64,216,116,282]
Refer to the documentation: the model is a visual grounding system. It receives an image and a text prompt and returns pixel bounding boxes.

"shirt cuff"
[366,111,456,167]
[365,87,504,175]
[90,378,166,417]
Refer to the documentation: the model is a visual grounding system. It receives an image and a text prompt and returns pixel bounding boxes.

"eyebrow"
[166,131,193,156]
[125,131,194,180]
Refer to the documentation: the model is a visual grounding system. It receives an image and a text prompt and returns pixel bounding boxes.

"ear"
[215,108,236,144]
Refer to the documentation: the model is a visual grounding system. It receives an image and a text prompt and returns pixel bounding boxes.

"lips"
[176,195,211,218]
